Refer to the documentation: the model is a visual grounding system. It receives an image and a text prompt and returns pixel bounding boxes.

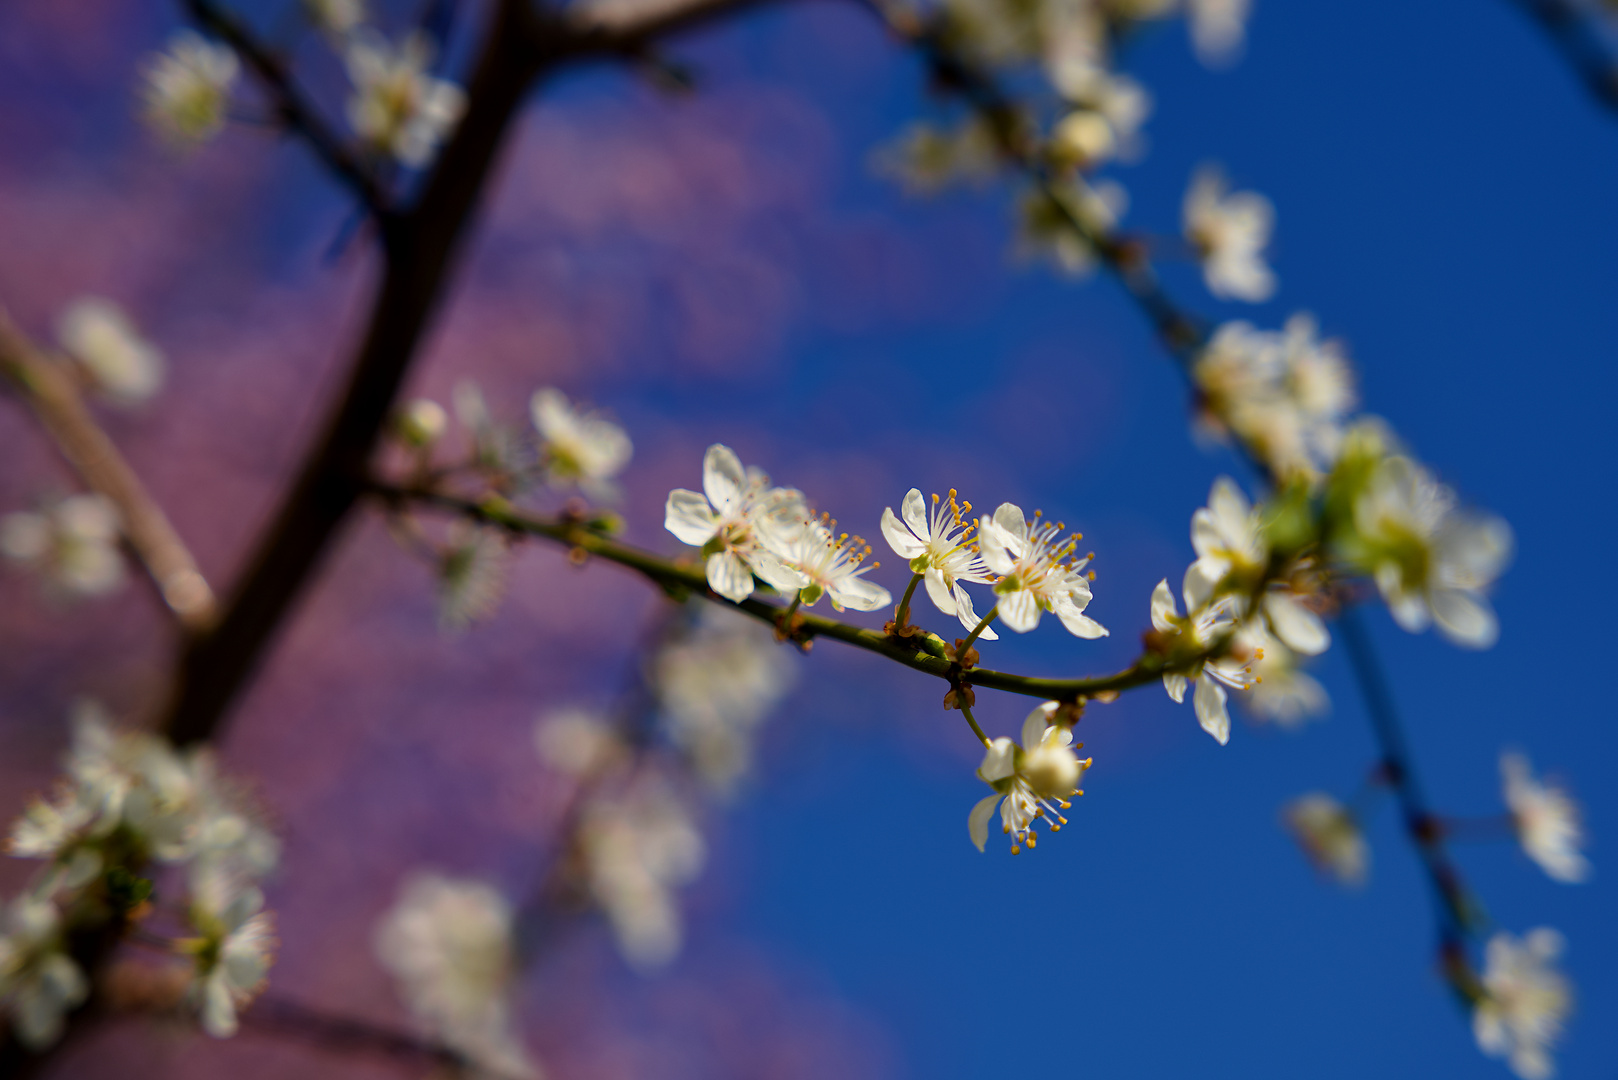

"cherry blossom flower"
[771,518,892,612]
[1349,456,1513,648]
[969,702,1091,853]
[438,523,510,632]
[1474,928,1572,1080]
[1186,0,1251,65]
[1150,577,1255,744]
[1,494,125,598]
[531,388,632,497]
[56,298,164,404]
[535,707,625,778]
[140,31,239,145]
[664,444,809,603]
[1501,752,1590,884]
[880,489,997,639]
[305,0,366,35]
[1282,793,1367,886]
[184,874,276,1039]
[394,398,447,448]
[977,502,1106,638]
[375,874,537,1077]
[1184,166,1276,302]
[1241,625,1329,727]
[579,780,706,969]
[1016,178,1128,276]
[0,897,87,1049]
[345,32,467,167]
[1051,70,1152,167]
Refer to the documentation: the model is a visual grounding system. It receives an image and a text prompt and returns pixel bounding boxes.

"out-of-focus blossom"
[306,0,367,34]
[1241,625,1329,726]
[1,494,125,598]
[665,444,810,603]
[877,118,1001,194]
[375,874,537,1077]
[531,389,632,498]
[534,708,625,778]
[1186,0,1251,65]
[183,875,276,1039]
[394,398,448,449]
[978,502,1106,638]
[439,523,509,632]
[655,607,795,793]
[1473,928,1572,1080]
[1150,577,1253,744]
[580,781,705,969]
[454,382,527,477]
[1050,70,1151,167]
[1501,753,1590,884]
[1183,166,1275,302]
[1282,793,1367,886]
[969,701,1090,853]
[56,298,164,404]
[1348,456,1512,648]
[0,897,87,1049]
[345,32,467,167]
[140,31,239,145]
[1015,178,1128,277]
[881,489,998,638]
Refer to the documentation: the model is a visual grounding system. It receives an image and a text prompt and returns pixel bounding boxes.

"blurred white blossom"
[969,701,1090,853]
[184,874,276,1038]
[439,523,510,632]
[56,298,164,404]
[1282,793,1367,886]
[375,874,537,1077]
[345,32,466,167]
[881,488,998,638]
[1,494,125,598]
[1183,166,1275,302]
[531,388,632,498]
[1016,178,1128,277]
[878,118,1001,193]
[534,707,625,778]
[1501,753,1589,884]
[0,897,87,1049]
[1474,928,1572,1080]
[395,398,448,449]
[1241,625,1329,726]
[665,444,810,603]
[978,502,1106,637]
[140,31,238,145]
[1186,0,1251,66]
[580,781,705,969]
[306,0,367,34]
[1150,576,1254,744]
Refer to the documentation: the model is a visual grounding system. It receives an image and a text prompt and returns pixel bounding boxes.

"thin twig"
[1505,0,1618,112]
[0,312,218,631]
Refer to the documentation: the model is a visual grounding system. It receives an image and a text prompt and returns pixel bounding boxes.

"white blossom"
[665,444,810,603]
[1150,576,1255,744]
[880,488,997,638]
[1050,70,1152,167]
[977,502,1106,638]
[395,398,448,448]
[345,32,467,167]
[655,607,795,793]
[140,31,238,145]
[439,523,510,632]
[1501,753,1590,884]
[1186,0,1251,66]
[0,897,87,1049]
[305,0,366,35]
[768,518,892,613]
[580,781,705,969]
[968,702,1091,853]
[1184,166,1275,302]
[878,117,1001,194]
[534,708,625,778]
[185,874,276,1039]
[1350,456,1512,648]
[530,388,632,497]
[1282,793,1367,886]
[1,494,125,598]
[454,382,526,476]
[1241,625,1329,726]
[56,298,164,404]
[1015,178,1128,277]
[1474,928,1572,1080]
[375,874,537,1077]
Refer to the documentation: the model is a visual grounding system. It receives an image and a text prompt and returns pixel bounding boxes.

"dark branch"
[1506,0,1618,113]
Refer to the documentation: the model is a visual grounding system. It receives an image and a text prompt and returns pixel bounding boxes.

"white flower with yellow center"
[184,873,276,1039]
[1282,793,1367,886]
[1501,752,1589,885]
[1150,575,1256,745]
[665,444,810,603]
[56,298,164,404]
[1241,625,1329,727]
[772,518,892,612]
[140,31,239,145]
[530,388,631,497]
[345,32,467,168]
[580,781,706,969]
[969,702,1091,854]
[1,494,125,598]
[1183,165,1276,302]
[977,503,1107,638]
[1350,456,1513,648]
[0,897,87,1049]
[1473,928,1572,1080]
[881,489,997,639]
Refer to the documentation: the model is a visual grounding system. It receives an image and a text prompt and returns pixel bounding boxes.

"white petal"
[977,529,1016,575]
[1183,560,1218,613]
[991,503,1028,545]
[1163,673,1187,703]
[998,588,1040,633]
[1193,675,1231,744]
[900,488,929,541]
[665,489,718,546]
[1022,701,1059,748]
[881,506,927,559]
[1150,578,1179,631]
[1430,589,1499,649]
[968,794,1001,852]
[702,444,746,515]
[1056,605,1108,639]
[1264,593,1329,656]
[748,549,807,592]
[924,569,957,615]
[977,737,1016,783]
[829,575,892,612]
[952,584,997,640]
[1207,476,1252,543]
[706,550,754,602]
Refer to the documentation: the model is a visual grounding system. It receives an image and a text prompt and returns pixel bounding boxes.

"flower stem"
[894,572,923,629]
[960,702,990,747]
[959,605,998,654]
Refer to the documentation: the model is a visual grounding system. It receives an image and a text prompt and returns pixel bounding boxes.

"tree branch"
[1504,0,1618,113]
[0,312,218,631]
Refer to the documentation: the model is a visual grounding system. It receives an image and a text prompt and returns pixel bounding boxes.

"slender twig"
[0,312,218,631]
[1505,0,1618,112]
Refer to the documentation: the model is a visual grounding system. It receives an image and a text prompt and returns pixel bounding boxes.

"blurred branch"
[1505,0,1618,112]
[0,312,219,632]
[183,0,392,215]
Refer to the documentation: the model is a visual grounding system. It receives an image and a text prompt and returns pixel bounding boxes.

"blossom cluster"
[1,703,279,1045]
